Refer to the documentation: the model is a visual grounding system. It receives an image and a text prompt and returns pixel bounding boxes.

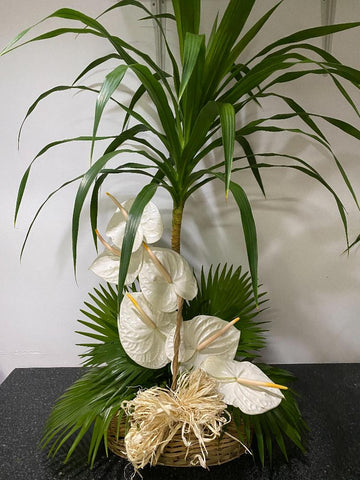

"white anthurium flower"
[118,292,176,369]
[106,198,163,252]
[89,245,143,285]
[165,315,240,369]
[201,356,286,415]
[139,247,198,312]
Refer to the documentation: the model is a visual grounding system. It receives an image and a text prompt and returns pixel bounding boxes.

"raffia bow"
[121,369,230,469]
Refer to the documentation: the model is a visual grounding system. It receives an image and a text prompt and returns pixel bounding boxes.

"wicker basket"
[107,414,250,467]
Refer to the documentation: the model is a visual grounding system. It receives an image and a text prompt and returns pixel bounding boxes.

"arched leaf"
[91,65,128,158]
[18,85,119,146]
[15,135,116,225]
[72,53,121,85]
[212,173,258,304]
[254,22,360,60]
[117,179,161,304]
[20,175,82,260]
[179,33,204,99]
[72,125,152,271]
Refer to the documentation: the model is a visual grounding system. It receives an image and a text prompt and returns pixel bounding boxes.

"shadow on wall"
[260,214,360,363]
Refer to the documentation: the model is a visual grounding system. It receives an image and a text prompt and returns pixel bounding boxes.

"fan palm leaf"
[42,282,169,466]
[184,264,268,359]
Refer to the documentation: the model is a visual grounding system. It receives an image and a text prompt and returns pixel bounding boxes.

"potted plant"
[2,0,359,471]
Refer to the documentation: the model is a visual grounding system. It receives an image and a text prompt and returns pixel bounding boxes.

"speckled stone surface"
[0,364,359,480]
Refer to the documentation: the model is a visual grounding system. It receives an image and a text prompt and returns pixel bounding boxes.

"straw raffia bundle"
[121,369,230,469]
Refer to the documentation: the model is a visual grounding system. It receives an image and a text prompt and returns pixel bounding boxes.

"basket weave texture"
[107,414,249,467]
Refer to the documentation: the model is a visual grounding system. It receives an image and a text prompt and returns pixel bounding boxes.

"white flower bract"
[139,247,198,312]
[165,315,240,369]
[106,199,163,252]
[89,247,143,285]
[118,292,176,369]
[201,357,284,414]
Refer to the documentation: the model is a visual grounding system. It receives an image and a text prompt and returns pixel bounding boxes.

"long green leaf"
[247,93,359,209]
[258,106,360,209]
[236,136,265,196]
[330,74,360,119]
[130,64,181,160]
[72,126,149,272]
[18,85,113,146]
[220,103,235,197]
[15,135,115,226]
[0,18,45,55]
[254,22,360,60]
[37,8,173,101]
[231,158,349,247]
[91,64,128,158]
[213,174,258,304]
[346,234,360,252]
[182,101,218,168]
[122,72,172,132]
[172,0,201,61]
[181,36,206,143]
[72,53,121,85]
[117,181,159,303]
[98,1,181,94]
[203,0,256,100]
[225,2,282,69]
[220,56,300,104]
[179,33,204,99]
[0,27,102,56]
[20,176,82,260]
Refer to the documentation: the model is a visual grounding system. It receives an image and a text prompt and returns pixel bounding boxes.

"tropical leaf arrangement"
[2,0,360,472]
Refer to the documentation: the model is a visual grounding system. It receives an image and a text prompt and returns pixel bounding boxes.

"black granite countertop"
[0,364,359,480]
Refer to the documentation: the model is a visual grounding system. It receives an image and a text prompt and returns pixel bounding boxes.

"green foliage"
[184,264,268,359]
[2,2,354,468]
[77,283,120,367]
[3,0,360,302]
[183,266,308,465]
[41,283,169,466]
[232,364,308,466]
[41,268,296,467]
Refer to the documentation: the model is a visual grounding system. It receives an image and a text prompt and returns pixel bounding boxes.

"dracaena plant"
[2,0,360,307]
[2,0,360,467]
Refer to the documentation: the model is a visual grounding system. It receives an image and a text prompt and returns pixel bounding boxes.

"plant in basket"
[2,0,360,472]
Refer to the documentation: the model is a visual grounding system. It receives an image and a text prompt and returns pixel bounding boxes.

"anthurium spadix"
[165,315,240,369]
[201,357,286,415]
[106,196,163,252]
[118,292,176,369]
[139,247,198,312]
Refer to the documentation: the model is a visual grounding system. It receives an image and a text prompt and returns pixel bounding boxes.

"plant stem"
[171,204,184,254]
[171,202,184,389]
[171,296,184,390]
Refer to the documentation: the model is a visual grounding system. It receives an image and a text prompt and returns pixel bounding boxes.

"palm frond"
[41,356,166,467]
[42,282,169,466]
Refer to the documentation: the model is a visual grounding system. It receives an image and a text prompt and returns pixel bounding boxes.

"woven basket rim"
[107,413,251,468]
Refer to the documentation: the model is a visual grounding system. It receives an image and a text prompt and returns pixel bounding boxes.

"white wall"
[0,0,359,383]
